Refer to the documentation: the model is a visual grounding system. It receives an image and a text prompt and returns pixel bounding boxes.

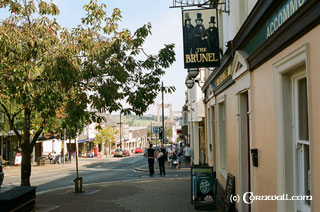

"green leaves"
[0,0,176,142]
[39,1,59,15]
[94,126,118,146]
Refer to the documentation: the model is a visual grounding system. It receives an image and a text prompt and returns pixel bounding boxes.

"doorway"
[239,91,251,212]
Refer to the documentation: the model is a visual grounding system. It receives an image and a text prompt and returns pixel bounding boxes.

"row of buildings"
[180,0,319,211]
[0,114,148,164]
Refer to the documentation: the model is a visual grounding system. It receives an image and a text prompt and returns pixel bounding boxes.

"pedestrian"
[147,143,155,177]
[157,144,167,176]
[167,145,174,169]
[48,152,54,164]
[178,149,183,169]
[183,144,193,168]
[52,151,60,164]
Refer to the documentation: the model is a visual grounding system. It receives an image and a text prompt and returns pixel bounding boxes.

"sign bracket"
[170,0,230,14]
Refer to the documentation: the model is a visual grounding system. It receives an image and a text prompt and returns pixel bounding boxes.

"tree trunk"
[21,108,32,186]
[21,147,32,186]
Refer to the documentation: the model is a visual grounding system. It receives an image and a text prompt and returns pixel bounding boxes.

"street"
[1,155,222,212]
[2,154,190,194]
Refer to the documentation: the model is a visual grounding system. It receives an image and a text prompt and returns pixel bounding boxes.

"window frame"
[292,74,311,211]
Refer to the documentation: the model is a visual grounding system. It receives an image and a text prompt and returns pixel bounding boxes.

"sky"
[0,0,187,116]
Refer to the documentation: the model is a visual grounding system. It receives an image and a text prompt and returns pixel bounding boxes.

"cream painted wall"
[214,85,240,205]
[251,25,320,212]
[305,25,320,212]
[251,62,278,211]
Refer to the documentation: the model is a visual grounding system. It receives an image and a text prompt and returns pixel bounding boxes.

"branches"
[0,0,176,144]
[0,101,22,140]
[31,117,46,148]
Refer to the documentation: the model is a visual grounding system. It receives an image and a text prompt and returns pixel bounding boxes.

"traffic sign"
[152,127,159,134]
[152,126,163,134]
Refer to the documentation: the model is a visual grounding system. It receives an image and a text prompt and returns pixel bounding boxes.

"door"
[239,91,251,212]
[35,142,42,158]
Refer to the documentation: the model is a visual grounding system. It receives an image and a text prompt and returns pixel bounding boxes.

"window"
[293,76,311,210]
[273,45,310,212]
[218,101,226,177]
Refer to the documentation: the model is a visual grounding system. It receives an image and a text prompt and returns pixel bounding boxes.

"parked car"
[114,149,130,157]
[135,148,144,154]
[114,149,124,157]
[123,149,130,157]
[0,164,4,188]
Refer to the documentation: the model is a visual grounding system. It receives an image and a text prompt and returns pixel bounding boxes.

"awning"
[78,138,95,144]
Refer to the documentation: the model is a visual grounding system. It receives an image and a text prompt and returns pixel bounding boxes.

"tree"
[94,126,118,155]
[0,0,175,186]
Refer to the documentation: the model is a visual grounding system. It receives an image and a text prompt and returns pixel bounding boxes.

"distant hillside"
[113,115,156,127]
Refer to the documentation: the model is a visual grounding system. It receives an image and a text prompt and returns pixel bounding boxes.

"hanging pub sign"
[182,8,220,69]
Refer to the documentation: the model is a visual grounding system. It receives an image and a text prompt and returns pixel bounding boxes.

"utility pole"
[150,122,153,144]
[118,112,123,149]
[161,81,165,144]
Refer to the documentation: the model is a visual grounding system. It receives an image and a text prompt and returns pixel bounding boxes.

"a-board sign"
[191,166,216,210]
[223,173,235,212]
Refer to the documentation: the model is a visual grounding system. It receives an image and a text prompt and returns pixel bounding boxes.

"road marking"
[85,189,100,195]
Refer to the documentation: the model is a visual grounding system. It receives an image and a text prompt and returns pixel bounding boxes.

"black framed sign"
[182,8,220,69]
[223,173,235,212]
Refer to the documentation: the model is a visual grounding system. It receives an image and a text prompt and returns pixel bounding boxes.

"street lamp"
[185,76,195,89]
[188,68,199,78]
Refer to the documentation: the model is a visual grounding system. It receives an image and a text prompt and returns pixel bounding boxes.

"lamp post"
[188,68,199,78]
[185,76,195,89]
[161,82,165,144]
[117,111,123,149]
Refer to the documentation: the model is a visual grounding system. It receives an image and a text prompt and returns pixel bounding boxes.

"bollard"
[73,177,83,193]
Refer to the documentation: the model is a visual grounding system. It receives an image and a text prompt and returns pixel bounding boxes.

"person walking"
[183,144,193,168]
[167,145,174,169]
[147,143,155,177]
[157,144,167,176]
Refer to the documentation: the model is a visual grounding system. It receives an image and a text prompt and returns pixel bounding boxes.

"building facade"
[201,0,319,211]
[185,68,206,165]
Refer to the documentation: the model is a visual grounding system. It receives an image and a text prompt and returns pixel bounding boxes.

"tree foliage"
[0,0,176,186]
[93,126,118,146]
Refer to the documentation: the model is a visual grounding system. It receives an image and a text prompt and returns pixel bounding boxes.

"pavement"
[2,156,224,212]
